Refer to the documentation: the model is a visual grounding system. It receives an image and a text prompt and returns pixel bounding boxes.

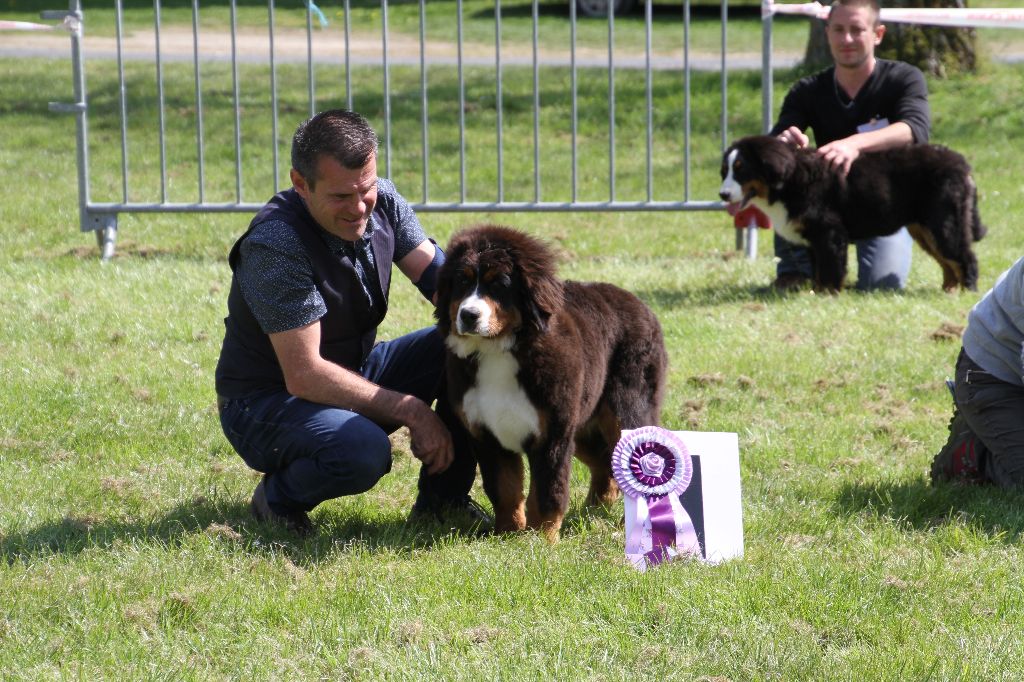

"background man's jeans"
[218,326,476,515]
[774,228,913,290]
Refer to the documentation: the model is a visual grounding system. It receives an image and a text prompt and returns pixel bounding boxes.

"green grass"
[5,41,1024,680]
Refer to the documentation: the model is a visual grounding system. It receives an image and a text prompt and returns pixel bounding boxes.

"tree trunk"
[802,0,978,77]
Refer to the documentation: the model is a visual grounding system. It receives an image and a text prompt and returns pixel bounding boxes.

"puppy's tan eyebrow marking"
[482,268,502,283]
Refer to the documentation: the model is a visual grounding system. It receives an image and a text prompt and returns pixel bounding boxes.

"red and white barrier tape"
[0,20,55,31]
[767,2,1024,29]
[0,16,78,32]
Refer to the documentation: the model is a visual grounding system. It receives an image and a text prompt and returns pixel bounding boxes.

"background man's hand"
[816,139,860,176]
[777,126,809,148]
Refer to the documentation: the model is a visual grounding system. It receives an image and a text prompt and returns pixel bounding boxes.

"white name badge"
[857,117,890,133]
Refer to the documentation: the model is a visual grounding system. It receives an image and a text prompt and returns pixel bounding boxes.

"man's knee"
[986,455,1024,488]
[319,426,393,494]
[856,271,906,291]
[855,230,912,290]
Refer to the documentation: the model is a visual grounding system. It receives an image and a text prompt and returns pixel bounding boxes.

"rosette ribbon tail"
[624,494,699,569]
[645,494,699,566]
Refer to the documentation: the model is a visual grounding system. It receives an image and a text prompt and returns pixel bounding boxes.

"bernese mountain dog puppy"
[719,135,986,292]
[435,225,667,542]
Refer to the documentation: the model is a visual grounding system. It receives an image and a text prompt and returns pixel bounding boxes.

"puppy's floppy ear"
[433,238,464,334]
[514,239,564,334]
[762,137,797,191]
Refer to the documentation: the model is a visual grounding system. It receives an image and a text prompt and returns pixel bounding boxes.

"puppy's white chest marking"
[753,196,808,247]
[461,347,539,453]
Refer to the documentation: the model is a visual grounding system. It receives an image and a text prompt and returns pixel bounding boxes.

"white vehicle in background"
[575,0,637,18]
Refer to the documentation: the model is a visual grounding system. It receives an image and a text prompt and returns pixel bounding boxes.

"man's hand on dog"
[778,127,859,176]
[816,139,860,176]
[777,126,809,148]
[407,403,454,474]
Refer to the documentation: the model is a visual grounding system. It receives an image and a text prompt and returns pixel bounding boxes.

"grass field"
[4,19,1024,679]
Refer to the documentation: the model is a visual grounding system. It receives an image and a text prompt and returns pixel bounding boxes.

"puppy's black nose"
[719,191,732,202]
[459,308,480,327]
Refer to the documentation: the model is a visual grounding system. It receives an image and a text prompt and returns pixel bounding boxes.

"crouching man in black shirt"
[769,0,931,292]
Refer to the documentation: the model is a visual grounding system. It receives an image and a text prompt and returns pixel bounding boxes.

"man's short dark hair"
[291,109,378,189]
[828,0,881,24]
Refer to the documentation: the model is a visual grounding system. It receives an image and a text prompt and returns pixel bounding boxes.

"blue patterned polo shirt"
[235,178,427,334]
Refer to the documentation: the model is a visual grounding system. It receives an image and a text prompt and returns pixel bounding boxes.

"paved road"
[0,24,802,70]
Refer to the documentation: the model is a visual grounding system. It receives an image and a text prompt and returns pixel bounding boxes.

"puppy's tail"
[968,175,987,242]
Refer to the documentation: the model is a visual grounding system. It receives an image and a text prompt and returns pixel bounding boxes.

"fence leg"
[86,212,118,261]
[744,225,758,260]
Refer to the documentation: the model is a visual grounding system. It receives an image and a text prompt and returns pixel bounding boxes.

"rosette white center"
[639,453,665,477]
[612,426,693,499]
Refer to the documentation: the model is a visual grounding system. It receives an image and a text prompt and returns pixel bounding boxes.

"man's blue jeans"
[218,326,476,515]
[774,228,913,290]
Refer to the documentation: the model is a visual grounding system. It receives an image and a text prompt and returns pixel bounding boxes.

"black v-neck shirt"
[770,59,930,146]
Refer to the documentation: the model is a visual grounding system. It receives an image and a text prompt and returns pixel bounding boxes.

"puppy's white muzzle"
[456,292,493,336]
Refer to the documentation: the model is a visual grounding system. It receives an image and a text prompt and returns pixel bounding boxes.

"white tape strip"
[879,7,1024,29]
[768,1,1024,29]
[0,20,57,31]
[767,2,830,20]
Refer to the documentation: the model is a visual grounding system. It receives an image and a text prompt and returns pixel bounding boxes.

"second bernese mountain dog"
[435,225,667,542]
[719,135,986,292]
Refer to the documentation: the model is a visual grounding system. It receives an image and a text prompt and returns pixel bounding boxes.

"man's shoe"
[930,408,987,484]
[410,493,493,526]
[251,476,314,537]
[449,495,493,525]
[771,273,811,292]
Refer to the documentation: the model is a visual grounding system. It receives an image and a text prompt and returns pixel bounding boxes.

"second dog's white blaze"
[454,337,540,454]
[722,148,809,247]
[718,149,742,201]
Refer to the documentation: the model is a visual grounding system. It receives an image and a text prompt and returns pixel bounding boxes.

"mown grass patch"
[3,50,1024,678]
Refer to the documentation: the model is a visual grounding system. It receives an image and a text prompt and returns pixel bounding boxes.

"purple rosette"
[612,426,699,569]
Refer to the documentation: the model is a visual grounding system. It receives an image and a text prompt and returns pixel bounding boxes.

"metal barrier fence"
[30,0,775,259]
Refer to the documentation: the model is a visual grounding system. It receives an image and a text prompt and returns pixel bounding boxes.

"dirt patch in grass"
[687,372,725,387]
[464,625,501,644]
[100,476,134,496]
[205,522,242,542]
[680,399,705,429]
[931,321,964,341]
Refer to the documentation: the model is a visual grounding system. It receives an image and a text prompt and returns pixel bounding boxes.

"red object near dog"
[730,204,772,230]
